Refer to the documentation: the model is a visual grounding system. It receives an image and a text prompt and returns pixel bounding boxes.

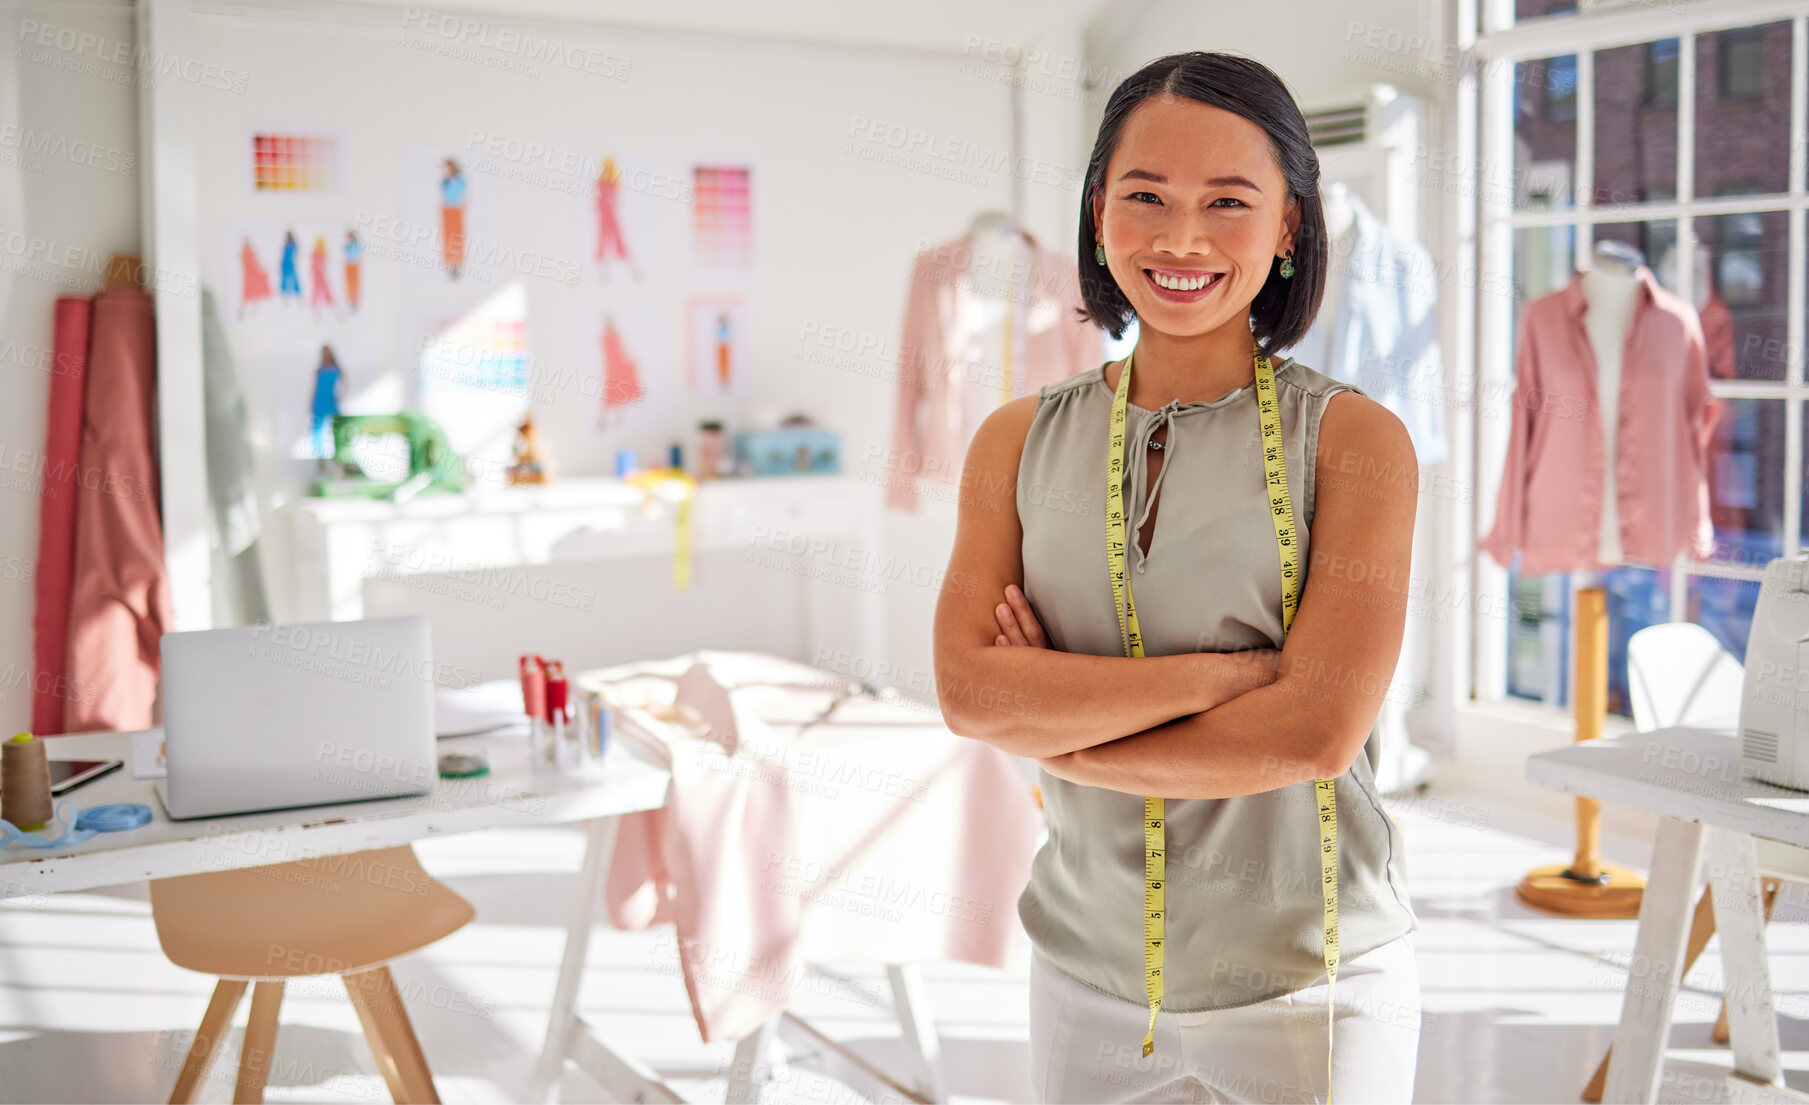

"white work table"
[0,727,672,1103]
[0,728,669,899]
[1528,726,1809,1103]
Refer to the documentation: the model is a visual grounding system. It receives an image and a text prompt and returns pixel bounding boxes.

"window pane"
[1512,224,1576,339]
[1696,23,1791,196]
[1505,574,1568,706]
[1604,567,1673,717]
[1515,56,1577,210]
[1696,209,1787,380]
[1646,39,1679,110]
[1594,41,1677,209]
[1503,566,1670,718]
[1792,406,1809,554]
[1591,218,1675,279]
[1685,575,1762,665]
[1515,0,1576,22]
[1707,398,1786,570]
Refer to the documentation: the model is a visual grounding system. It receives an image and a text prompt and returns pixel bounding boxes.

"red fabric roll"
[64,287,170,733]
[30,297,92,735]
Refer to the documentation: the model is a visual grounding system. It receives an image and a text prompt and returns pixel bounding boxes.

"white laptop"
[154,616,438,820]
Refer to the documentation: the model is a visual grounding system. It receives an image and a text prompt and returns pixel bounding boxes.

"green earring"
[1279,252,1295,279]
[1095,240,1106,265]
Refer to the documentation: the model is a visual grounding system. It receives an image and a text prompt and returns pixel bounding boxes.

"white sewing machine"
[1740,556,1809,789]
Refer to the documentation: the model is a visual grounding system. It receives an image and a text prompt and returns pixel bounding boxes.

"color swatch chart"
[252,133,338,193]
[692,165,752,267]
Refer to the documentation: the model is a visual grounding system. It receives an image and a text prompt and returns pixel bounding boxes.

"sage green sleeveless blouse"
[1015,355,1418,1012]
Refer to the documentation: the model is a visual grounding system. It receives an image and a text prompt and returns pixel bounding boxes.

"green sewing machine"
[310,413,466,499]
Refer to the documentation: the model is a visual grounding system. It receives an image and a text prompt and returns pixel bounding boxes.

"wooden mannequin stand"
[1516,583,1647,917]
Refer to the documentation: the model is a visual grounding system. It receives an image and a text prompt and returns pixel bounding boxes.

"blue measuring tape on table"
[0,801,152,849]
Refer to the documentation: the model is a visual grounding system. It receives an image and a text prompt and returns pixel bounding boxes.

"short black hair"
[1076,52,1327,353]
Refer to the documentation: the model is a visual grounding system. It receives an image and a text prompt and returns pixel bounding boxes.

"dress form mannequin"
[1579,242,1644,569]
[969,210,1017,276]
[963,211,1028,418]
[1517,239,1652,921]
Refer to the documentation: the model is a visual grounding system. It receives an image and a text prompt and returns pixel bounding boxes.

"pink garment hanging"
[887,230,1102,512]
[31,297,92,735]
[1480,267,1722,576]
[64,286,171,732]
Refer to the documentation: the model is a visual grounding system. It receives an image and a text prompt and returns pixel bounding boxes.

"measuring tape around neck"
[1104,342,1340,1101]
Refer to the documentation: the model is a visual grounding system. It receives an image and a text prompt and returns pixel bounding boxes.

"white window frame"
[1458,0,1809,737]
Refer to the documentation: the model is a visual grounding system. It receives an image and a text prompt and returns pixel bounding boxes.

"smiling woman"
[931,51,1421,1103]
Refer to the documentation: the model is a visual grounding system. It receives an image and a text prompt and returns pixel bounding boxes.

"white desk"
[1527,727,1809,1103]
[0,728,672,1102]
[0,728,668,896]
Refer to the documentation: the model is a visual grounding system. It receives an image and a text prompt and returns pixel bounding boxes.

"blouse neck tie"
[1130,399,1182,574]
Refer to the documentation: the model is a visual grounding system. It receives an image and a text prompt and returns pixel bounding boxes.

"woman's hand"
[1221,648,1284,691]
[1188,648,1285,712]
[993,584,1049,648]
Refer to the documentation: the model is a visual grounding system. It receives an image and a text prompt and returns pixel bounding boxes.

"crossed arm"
[931,389,1418,800]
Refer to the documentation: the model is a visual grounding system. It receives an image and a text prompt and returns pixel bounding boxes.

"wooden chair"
[150,844,475,1104]
[1583,623,1800,1101]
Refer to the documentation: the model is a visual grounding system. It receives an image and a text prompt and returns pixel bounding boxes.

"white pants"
[1027,934,1421,1103]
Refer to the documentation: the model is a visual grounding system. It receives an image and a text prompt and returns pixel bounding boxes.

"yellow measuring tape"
[626,467,698,590]
[1105,342,1339,1100]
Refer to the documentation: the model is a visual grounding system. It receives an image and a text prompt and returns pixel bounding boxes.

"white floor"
[2,776,1806,1104]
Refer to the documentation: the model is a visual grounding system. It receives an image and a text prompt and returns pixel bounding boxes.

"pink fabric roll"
[31,297,92,736]
[64,286,170,733]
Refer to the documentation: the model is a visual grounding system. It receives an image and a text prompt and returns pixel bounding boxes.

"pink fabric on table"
[1479,267,1722,577]
[591,650,1043,1044]
[64,286,170,733]
[31,297,92,735]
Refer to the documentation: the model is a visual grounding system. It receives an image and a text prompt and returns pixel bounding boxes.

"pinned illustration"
[238,236,272,319]
[310,344,345,462]
[309,236,339,321]
[279,229,302,301]
[601,312,644,426]
[441,157,467,279]
[715,312,732,389]
[595,157,643,283]
[344,229,363,312]
[684,296,747,395]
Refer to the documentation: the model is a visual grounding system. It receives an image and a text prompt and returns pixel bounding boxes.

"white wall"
[1085,0,1446,126]
[0,0,142,734]
[185,7,1066,689]
[0,1,1112,704]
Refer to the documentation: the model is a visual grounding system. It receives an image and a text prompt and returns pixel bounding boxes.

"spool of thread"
[2,733,54,831]
[521,655,546,720]
[544,661,569,724]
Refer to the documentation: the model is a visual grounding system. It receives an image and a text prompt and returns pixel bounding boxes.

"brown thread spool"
[2,733,54,831]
